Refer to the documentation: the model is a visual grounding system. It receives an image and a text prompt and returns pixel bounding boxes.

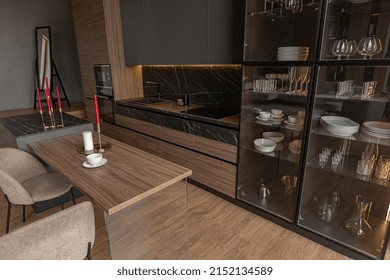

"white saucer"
[83,158,108,168]
[284,120,299,126]
[273,113,285,119]
[256,116,274,121]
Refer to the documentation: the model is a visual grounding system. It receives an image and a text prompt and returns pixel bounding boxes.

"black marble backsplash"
[142,65,242,112]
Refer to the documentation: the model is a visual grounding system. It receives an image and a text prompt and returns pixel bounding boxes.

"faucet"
[146,81,161,101]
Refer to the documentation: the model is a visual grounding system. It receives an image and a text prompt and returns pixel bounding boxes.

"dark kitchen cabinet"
[237,0,390,259]
[119,0,245,65]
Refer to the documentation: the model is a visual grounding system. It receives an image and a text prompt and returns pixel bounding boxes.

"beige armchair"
[0,201,95,259]
[0,148,75,233]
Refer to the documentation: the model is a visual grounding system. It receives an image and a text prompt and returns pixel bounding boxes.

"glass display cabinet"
[298,0,390,259]
[237,0,390,258]
[237,0,322,222]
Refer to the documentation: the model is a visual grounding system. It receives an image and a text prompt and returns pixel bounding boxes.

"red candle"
[55,86,62,109]
[94,95,100,125]
[36,87,42,111]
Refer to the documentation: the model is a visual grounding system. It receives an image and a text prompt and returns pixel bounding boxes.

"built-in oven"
[93,64,115,123]
[94,64,113,97]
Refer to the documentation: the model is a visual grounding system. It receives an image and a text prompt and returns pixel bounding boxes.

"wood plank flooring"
[0,183,355,260]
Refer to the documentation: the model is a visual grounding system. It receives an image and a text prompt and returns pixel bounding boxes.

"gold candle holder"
[96,123,104,152]
[57,108,65,128]
[39,109,49,131]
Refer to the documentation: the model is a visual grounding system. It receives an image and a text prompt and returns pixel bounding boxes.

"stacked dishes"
[361,121,390,138]
[320,116,359,137]
[277,47,309,61]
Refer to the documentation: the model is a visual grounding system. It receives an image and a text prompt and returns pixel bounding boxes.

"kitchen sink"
[124,97,171,105]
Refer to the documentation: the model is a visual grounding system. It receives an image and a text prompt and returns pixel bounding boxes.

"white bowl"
[262,131,285,143]
[254,138,277,153]
[86,153,103,165]
[288,140,302,154]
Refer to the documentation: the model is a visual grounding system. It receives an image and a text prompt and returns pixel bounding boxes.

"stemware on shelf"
[357,36,382,59]
[267,0,278,16]
[259,0,270,15]
[299,67,310,95]
[276,0,286,18]
[331,39,348,60]
[345,40,357,59]
[288,66,297,94]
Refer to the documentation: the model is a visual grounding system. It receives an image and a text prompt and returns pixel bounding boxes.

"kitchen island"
[29,132,192,259]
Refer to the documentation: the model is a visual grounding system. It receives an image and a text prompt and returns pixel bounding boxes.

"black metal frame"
[33,26,70,110]
[3,189,76,234]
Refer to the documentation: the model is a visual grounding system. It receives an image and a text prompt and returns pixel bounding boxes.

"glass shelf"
[244,140,301,164]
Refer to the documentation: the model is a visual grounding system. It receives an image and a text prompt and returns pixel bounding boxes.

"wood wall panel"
[71,0,142,102]
[71,0,109,98]
[193,153,237,198]
[193,134,238,164]
[103,0,143,100]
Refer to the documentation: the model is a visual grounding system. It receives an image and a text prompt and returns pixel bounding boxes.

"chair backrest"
[0,148,48,204]
[0,148,47,184]
[0,201,95,260]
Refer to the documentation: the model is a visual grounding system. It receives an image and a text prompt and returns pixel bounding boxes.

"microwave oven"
[94,64,113,97]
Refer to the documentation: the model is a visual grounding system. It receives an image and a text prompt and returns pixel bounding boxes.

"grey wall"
[0,0,83,111]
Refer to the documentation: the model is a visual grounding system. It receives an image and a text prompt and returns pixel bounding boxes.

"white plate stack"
[320,116,359,137]
[277,46,309,61]
[361,121,390,138]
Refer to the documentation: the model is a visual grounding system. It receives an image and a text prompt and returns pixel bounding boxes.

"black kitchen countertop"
[0,112,91,138]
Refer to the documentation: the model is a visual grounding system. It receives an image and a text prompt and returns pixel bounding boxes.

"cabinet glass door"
[298,0,390,259]
[243,0,322,62]
[237,65,312,221]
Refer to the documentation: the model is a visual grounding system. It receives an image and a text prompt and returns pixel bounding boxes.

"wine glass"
[345,40,357,59]
[259,0,270,15]
[293,0,303,14]
[299,67,310,95]
[331,39,348,60]
[267,0,278,17]
[288,66,297,94]
[276,0,286,18]
[357,36,382,59]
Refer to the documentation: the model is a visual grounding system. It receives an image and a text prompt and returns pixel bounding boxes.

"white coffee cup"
[259,111,273,119]
[86,153,103,166]
[271,109,282,116]
[288,115,298,124]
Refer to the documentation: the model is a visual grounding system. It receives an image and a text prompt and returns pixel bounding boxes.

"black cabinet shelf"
[306,155,390,189]
[243,140,301,164]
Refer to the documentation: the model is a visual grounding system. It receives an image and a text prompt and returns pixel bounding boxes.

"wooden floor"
[0,183,354,260]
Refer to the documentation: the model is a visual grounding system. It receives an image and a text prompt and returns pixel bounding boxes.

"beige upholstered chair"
[0,148,75,233]
[0,201,95,259]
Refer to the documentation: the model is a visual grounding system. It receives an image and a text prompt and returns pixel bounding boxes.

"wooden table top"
[29,133,192,215]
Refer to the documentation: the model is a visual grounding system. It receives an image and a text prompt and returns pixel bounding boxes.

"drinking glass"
[276,0,286,18]
[299,67,310,95]
[345,40,357,59]
[267,0,278,16]
[375,156,390,180]
[357,36,382,59]
[259,0,270,15]
[331,39,348,60]
[288,66,297,94]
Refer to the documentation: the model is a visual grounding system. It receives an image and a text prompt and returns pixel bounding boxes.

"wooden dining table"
[29,132,192,259]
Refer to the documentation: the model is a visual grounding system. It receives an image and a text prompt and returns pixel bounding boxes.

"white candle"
[82,131,94,151]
